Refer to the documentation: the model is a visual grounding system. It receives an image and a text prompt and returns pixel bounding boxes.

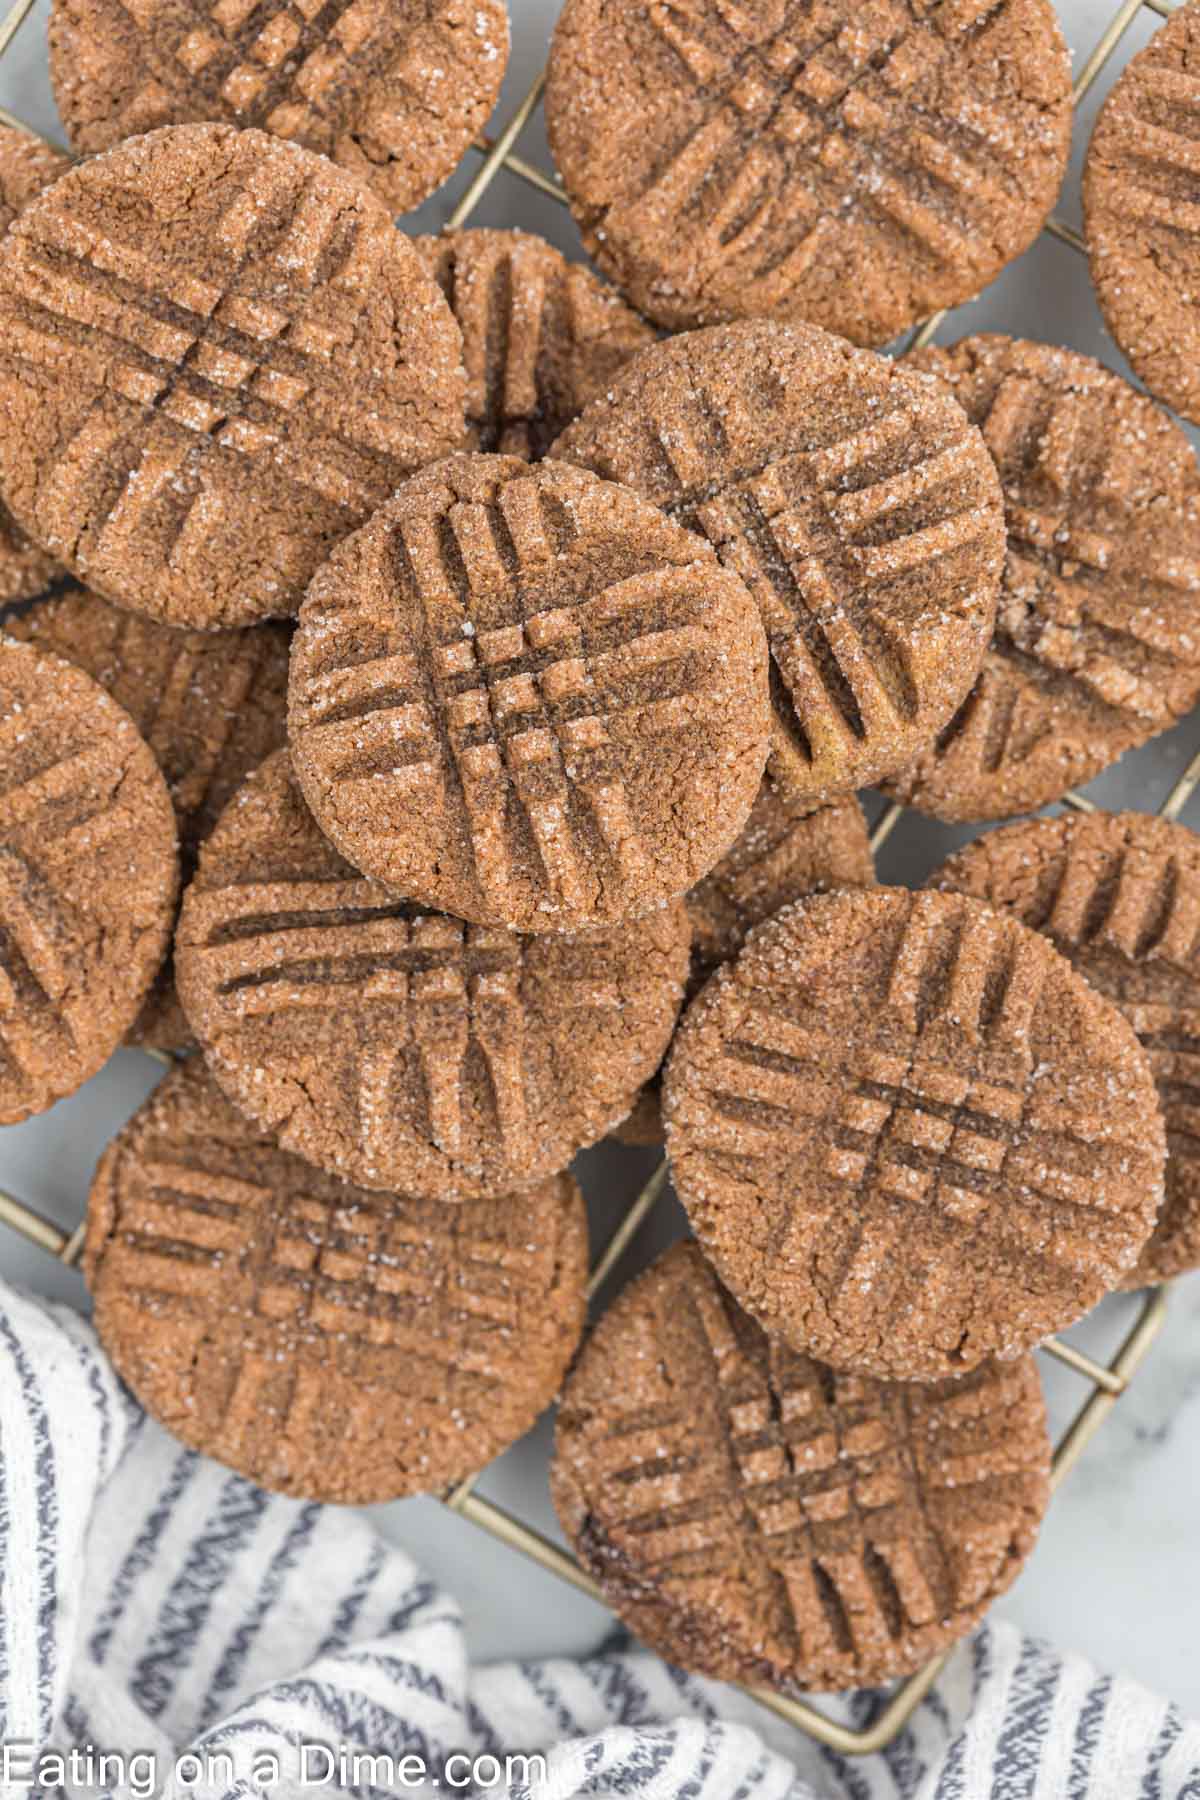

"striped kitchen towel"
[1,1278,1197,1800]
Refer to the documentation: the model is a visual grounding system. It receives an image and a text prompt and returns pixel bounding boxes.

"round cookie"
[4,584,289,1047]
[613,781,875,1147]
[87,1059,588,1503]
[0,124,467,631]
[663,886,1165,1380]
[553,1241,1051,1694]
[0,637,178,1122]
[1084,2,1200,426]
[414,229,656,460]
[0,124,72,605]
[49,0,509,218]
[883,336,1200,822]
[545,0,1072,343]
[288,454,770,932]
[175,749,691,1198]
[553,321,1005,808]
[931,812,1200,1287]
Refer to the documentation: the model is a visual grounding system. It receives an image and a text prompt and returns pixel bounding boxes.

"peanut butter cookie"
[289,455,770,932]
[553,1241,1050,1693]
[89,1059,588,1503]
[554,321,1005,808]
[0,637,178,1120]
[0,124,466,629]
[664,886,1164,1379]
[546,0,1072,342]
[175,749,692,1197]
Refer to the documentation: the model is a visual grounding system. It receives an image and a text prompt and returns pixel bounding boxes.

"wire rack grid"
[0,0,1191,1758]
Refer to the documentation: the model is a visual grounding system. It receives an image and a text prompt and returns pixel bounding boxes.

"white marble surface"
[2,0,1200,1735]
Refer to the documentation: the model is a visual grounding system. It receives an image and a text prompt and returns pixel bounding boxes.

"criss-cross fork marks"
[626,386,992,769]
[1097,58,1200,244]
[0,851,84,1094]
[432,237,553,454]
[1023,837,1200,1145]
[0,738,149,1096]
[589,1276,1035,1663]
[114,0,477,153]
[623,0,1016,293]
[828,909,1155,1281]
[3,172,413,580]
[113,1154,527,1360]
[688,1278,948,1655]
[6,604,282,825]
[299,477,718,911]
[694,902,1154,1309]
[190,877,623,1164]
[978,373,1200,734]
[0,743,133,863]
[106,1151,548,1450]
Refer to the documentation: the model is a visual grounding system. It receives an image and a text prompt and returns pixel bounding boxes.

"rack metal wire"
[0,0,1191,1758]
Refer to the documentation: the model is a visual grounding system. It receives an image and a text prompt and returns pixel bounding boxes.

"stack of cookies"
[0,0,1194,1704]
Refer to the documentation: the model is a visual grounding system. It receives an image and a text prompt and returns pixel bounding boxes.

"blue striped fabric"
[1,1279,1197,1800]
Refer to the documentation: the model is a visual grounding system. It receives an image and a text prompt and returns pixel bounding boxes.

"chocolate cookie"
[545,0,1072,343]
[175,749,691,1197]
[289,454,770,932]
[883,336,1200,822]
[87,1059,587,1503]
[5,584,289,1047]
[49,0,509,217]
[553,321,1005,808]
[553,1241,1050,1694]
[0,124,466,630]
[0,124,72,605]
[663,886,1165,1380]
[414,229,656,460]
[931,812,1200,1287]
[0,637,178,1121]
[614,782,875,1147]
[1084,2,1200,426]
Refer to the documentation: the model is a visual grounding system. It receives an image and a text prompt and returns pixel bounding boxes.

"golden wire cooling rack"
[0,0,1192,1759]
